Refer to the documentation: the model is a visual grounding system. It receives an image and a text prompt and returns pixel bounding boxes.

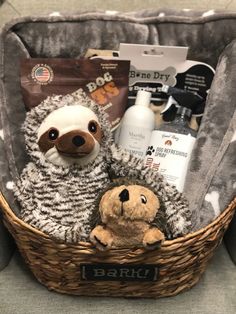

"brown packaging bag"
[20,58,130,129]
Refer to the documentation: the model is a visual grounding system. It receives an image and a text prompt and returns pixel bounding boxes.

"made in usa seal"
[31,64,54,85]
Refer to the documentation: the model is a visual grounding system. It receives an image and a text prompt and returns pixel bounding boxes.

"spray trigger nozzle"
[161,85,204,116]
[161,96,178,114]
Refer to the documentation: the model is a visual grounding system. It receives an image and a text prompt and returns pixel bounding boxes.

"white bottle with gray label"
[144,106,197,192]
[117,90,155,159]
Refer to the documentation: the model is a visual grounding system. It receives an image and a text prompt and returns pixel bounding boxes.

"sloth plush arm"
[14,163,81,243]
[107,144,192,238]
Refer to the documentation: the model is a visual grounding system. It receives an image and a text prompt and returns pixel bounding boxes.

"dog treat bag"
[20,58,130,130]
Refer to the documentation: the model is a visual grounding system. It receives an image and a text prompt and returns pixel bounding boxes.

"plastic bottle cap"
[177,106,192,118]
[135,90,151,107]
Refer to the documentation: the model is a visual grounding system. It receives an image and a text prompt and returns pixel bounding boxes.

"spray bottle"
[144,86,203,192]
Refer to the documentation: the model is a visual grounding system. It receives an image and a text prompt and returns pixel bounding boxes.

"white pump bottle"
[117,90,155,159]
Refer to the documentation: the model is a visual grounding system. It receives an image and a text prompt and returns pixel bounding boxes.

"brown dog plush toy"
[90,181,166,250]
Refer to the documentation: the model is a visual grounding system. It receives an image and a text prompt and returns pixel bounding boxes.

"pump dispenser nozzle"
[135,90,152,107]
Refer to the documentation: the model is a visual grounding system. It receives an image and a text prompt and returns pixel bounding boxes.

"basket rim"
[0,191,235,249]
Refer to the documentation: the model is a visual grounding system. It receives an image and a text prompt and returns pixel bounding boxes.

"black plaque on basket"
[80,263,159,281]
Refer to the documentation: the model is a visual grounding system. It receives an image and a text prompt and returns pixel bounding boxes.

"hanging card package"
[119,43,215,129]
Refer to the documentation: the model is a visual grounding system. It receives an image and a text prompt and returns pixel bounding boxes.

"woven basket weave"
[0,192,235,298]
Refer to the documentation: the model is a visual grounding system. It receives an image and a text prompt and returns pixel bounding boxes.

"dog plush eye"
[48,128,59,141]
[140,194,147,204]
[88,121,97,133]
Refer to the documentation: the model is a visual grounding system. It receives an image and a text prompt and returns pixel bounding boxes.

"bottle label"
[118,125,152,158]
[144,130,196,192]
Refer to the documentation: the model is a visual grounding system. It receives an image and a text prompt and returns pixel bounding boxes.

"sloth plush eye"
[140,194,147,204]
[48,128,59,141]
[88,121,97,133]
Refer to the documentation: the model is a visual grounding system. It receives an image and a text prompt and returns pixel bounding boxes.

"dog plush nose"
[119,188,129,203]
[72,135,85,147]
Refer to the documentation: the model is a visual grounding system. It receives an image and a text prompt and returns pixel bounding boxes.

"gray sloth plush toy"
[14,89,191,243]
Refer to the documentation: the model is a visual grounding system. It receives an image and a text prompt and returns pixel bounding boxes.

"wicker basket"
[0,191,235,298]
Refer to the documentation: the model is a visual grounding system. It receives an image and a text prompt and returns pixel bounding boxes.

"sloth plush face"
[37,105,103,167]
[23,89,113,169]
[99,184,160,223]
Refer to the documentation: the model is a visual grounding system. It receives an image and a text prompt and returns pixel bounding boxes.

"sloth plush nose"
[72,135,85,147]
[119,188,129,203]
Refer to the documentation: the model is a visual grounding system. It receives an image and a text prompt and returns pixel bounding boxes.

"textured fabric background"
[1,1,236,25]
